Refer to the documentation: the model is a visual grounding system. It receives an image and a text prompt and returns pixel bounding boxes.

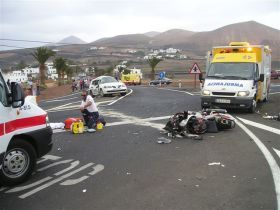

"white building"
[22,67,39,75]
[5,71,28,83]
[46,63,57,74]
[166,48,178,54]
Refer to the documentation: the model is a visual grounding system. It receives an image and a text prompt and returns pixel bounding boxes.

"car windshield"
[207,62,255,80]
[100,77,118,84]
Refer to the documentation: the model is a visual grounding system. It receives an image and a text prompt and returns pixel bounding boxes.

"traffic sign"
[159,71,165,79]
[189,63,201,74]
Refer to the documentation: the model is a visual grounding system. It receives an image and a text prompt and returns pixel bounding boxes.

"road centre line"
[156,88,194,96]
[237,117,280,135]
[236,120,280,208]
[19,163,94,199]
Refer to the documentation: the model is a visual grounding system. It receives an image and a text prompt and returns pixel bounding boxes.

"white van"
[0,70,53,186]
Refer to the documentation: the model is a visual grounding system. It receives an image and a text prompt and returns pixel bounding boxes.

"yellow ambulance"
[201,42,271,112]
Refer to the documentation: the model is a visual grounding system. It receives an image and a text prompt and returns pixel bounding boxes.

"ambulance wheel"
[248,98,257,113]
[0,139,36,186]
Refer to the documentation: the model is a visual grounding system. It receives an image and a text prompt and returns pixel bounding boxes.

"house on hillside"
[5,71,28,83]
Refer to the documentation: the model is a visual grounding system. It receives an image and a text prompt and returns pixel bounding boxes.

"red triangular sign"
[189,63,201,74]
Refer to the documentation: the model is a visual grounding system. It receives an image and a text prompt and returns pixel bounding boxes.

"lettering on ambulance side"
[207,82,244,87]
[19,105,31,111]
[1,155,104,199]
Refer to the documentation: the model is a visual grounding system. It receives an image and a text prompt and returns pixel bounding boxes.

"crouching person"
[80,90,99,132]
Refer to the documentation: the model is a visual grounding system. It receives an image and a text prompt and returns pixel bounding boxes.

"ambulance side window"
[0,76,8,106]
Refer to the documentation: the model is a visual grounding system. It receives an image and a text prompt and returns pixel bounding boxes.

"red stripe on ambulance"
[5,115,46,134]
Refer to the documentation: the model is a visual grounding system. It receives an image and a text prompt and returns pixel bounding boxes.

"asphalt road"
[0,86,279,210]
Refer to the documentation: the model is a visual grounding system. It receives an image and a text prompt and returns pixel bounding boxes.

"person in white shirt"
[80,90,99,132]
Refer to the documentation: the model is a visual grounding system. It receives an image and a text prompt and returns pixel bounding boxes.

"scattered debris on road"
[163,109,235,139]
[157,137,172,144]
[262,113,280,121]
[208,162,225,167]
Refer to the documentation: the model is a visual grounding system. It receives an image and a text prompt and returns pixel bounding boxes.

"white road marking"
[54,161,80,176]
[40,92,81,102]
[273,148,280,159]
[60,164,105,185]
[156,88,194,96]
[45,102,77,112]
[37,159,73,172]
[60,176,89,186]
[46,100,115,113]
[270,92,280,95]
[107,89,133,106]
[88,164,105,175]
[237,117,280,135]
[19,163,94,199]
[44,97,78,103]
[236,120,280,208]
[37,155,62,164]
[6,177,52,193]
[0,187,7,192]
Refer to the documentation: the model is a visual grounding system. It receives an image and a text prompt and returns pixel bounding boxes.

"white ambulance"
[201,42,271,113]
[0,70,53,186]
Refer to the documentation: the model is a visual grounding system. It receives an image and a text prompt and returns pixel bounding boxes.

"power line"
[0,38,85,45]
[0,44,31,49]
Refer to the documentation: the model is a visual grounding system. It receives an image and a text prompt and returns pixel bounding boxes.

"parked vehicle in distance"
[149,77,172,85]
[89,76,127,96]
[271,70,280,79]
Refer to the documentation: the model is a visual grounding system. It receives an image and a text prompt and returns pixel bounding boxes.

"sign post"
[158,71,165,87]
[189,63,201,89]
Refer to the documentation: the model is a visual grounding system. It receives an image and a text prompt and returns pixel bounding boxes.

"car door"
[92,79,100,95]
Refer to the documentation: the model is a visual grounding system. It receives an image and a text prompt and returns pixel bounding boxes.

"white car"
[89,76,127,96]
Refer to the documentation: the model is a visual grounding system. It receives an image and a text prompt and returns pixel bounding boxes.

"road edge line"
[236,119,280,209]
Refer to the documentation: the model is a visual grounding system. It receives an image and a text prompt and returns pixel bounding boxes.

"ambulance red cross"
[0,70,53,186]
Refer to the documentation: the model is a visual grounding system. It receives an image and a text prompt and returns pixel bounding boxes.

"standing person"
[36,80,40,96]
[79,79,83,91]
[32,81,37,96]
[6,79,11,89]
[80,90,99,132]
[72,79,76,92]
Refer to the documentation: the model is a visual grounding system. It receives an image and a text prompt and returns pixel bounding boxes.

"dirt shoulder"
[39,84,73,101]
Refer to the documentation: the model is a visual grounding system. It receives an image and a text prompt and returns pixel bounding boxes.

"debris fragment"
[195,185,199,187]
[82,189,87,193]
[263,113,280,121]
[178,178,182,181]
[57,148,61,151]
[232,175,236,178]
[50,123,65,130]
[126,172,131,175]
[208,162,221,166]
[157,137,172,144]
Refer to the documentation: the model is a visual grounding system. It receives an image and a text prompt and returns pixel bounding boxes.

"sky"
[0,0,279,51]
